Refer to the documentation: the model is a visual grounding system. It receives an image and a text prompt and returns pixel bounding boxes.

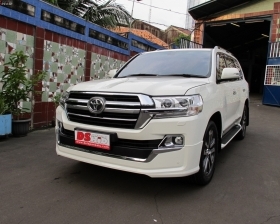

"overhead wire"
[125,0,188,16]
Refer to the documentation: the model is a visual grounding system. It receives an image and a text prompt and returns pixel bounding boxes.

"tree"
[44,0,132,29]
[174,34,191,47]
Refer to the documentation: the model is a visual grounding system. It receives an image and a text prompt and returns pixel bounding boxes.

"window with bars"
[269,42,280,58]
[264,65,280,86]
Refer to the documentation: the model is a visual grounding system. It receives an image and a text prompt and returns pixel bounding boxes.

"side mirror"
[106,69,117,79]
[221,68,240,80]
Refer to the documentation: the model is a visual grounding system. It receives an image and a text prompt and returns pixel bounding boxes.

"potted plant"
[0,96,12,137]
[51,93,61,127]
[0,51,46,136]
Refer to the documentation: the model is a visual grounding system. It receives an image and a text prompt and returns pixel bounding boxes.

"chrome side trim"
[67,112,137,122]
[221,124,242,149]
[138,94,155,107]
[135,112,154,129]
[143,108,188,113]
[222,116,242,135]
[58,142,182,163]
[58,142,157,162]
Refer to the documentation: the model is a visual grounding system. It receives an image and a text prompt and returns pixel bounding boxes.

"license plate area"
[74,129,116,150]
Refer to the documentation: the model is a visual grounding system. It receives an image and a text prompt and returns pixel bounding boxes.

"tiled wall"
[42,40,86,102]
[41,40,126,102]
[90,53,125,80]
[0,27,34,111]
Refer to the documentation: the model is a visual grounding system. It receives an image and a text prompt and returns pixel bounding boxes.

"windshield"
[116,50,212,78]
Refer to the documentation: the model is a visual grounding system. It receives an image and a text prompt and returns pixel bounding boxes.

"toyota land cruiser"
[55,46,249,185]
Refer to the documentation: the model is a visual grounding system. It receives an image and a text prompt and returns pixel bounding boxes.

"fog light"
[174,136,183,145]
[164,136,174,147]
[159,135,184,148]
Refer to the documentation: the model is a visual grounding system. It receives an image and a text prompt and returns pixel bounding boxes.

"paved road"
[1,99,280,224]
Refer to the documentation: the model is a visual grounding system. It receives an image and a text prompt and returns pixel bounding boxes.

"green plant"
[0,51,46,123]
[0,97,9,115]
[52,93,62,109]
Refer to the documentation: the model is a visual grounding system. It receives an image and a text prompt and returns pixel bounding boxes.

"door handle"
[233,90,236,95]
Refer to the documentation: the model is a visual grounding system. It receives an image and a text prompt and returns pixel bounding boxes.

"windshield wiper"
[118,74,158,78]
[166,74,207,78]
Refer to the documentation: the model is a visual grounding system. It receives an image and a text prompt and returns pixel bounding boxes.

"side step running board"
[221,124,242,149]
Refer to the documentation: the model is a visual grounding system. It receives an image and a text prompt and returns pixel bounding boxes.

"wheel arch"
[209,112,222,152]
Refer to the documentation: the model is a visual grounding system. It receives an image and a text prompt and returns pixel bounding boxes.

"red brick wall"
[271,2,280,42]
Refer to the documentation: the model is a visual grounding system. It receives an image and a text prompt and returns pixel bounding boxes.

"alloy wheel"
[203,129,216,176]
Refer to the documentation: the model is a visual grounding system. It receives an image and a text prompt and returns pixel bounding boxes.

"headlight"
[149,95,203,118]
[59,91,69,109]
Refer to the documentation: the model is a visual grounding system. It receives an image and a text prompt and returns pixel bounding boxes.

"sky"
[114,0,190,30]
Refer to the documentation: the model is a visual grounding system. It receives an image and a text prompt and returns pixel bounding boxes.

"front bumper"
[55,106,206,178]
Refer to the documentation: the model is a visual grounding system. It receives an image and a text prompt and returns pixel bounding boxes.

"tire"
[236,105,247,140]
[193,121,219,186]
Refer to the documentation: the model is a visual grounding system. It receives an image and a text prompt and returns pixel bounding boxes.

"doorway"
[203,18,271,94]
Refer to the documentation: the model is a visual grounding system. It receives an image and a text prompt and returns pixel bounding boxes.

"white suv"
[55,46,249,185]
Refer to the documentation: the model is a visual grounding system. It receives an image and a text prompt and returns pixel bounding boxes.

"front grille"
[66,92,141,129]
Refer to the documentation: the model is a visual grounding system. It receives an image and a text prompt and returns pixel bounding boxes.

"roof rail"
[214,46,233,55]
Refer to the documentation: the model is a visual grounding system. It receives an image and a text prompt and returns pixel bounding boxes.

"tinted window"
[225,57,236,68]
[217,53,227,80]
[117,50,212,78]
[224,56,244,80]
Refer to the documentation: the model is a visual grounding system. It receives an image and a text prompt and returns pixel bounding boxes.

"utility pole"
[129,0,142,32]
[148,0,152,23]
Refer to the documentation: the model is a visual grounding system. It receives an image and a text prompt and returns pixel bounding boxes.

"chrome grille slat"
[68,113,137,122]
[67,104,140,114]
[104,108,140,114]
[67,104,88,111]
[67,98,88,104]
[106,101,140,107]
[67,98,141,107]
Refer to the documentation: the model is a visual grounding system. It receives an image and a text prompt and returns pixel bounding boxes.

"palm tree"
[44,0,132,29]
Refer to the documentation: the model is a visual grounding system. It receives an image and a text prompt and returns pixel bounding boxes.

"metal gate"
[263,42,280,106]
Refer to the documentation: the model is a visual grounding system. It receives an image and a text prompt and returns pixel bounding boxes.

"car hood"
[69,77,209,96]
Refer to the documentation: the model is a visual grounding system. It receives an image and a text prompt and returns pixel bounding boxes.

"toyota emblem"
[87,97,106,114]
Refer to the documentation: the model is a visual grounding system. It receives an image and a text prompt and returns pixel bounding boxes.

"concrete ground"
[0,96,280,224]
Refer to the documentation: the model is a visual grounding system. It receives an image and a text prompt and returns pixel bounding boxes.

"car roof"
[141,48,213,55]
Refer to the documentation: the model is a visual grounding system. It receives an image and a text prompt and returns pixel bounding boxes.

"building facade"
[132,20,192,45]
[188,0,280,106]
